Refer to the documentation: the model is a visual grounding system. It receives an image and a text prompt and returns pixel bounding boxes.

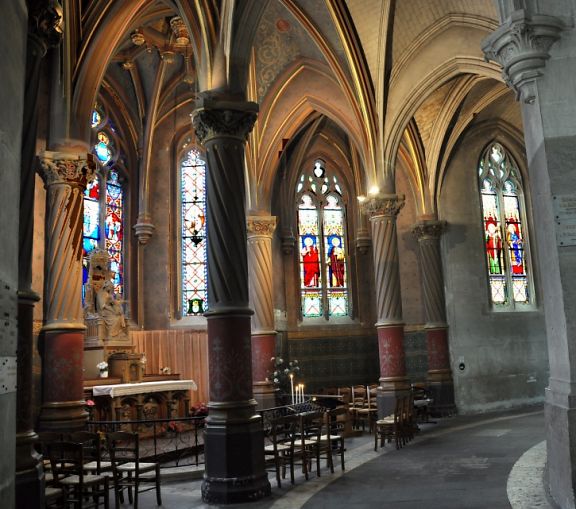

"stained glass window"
[105,170,124,296]
[181,148,207,316]
[83,107,125,304]
[478,142,531,308]
[297,159,348,319]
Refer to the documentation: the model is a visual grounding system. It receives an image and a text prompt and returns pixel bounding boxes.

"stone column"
[412,219,455,415]
[361,194,410,416]
[247,215,277,409]
[37,151,96,431]
[192,93,270,504]
[484,7,573,508]
[16,4,63,507]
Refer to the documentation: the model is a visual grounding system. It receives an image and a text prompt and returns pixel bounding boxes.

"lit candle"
[290,374,295,405]
[302,384,305,402]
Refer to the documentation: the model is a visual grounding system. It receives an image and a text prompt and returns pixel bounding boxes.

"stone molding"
[133,220,155,245]
[38,151,96,188]
[412,220,447,240]
[361,193,405,219]
[482,10,565,103]
[246,216,277,238]
[192,95,258,144]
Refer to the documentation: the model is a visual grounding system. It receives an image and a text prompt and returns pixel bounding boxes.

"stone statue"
[96,280,129,340]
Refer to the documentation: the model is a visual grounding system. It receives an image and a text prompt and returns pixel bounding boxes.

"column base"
[545,386,576,509]
[376,377,411,418]
[252,381,277,410]
[427,370,456,416]
[201,401,271,504]
[38,400,88,432]
[15,430,44,509]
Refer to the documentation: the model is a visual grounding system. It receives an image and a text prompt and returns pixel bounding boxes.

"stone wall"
[440,126,548,413]
[0,2,27,507]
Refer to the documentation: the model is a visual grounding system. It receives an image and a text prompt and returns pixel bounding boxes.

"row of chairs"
[264,406,347,488]
[320,385,379,432]
[374,395,416,451]
[40,430,161,509]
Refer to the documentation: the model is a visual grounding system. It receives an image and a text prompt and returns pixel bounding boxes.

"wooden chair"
[44,486,64,508]
[355,385,378,432]
[374,397,403,451]
[46,441,109,509]
[294,411,324,480]
[69,431,112,476]
[264,414,297,487]
[106,431,161,509]
[320,406,347,473]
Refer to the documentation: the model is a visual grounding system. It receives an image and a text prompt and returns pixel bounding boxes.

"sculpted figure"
[96,280,128,339]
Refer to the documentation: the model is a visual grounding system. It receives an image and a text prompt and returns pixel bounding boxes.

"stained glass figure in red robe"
[328,236,345,287]
[301,235,320,287]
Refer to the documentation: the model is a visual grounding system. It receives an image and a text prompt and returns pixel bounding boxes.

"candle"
[367,385,370,408]
[302,384,305,402]
[290,374,295,404]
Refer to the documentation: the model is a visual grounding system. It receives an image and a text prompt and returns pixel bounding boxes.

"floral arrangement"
[269,357,301,394]
[190,402,208,417]
[96,361,108,372]
[85,399,95,407]
[161,366,172,375]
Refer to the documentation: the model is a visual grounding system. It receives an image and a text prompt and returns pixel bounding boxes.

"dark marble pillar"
[37,151,95,431]
[361,194,411,417]
[16,4,63,507]
[192,93,270,504]
[412,219,455,415]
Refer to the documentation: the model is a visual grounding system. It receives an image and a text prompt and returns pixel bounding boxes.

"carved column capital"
[412,220,447,241]
[28,1,64,52]
[360,193,405,219]
[38,151,96,189]
[482,10,565,103]
[246,216,277,238]
[192,94,258,144]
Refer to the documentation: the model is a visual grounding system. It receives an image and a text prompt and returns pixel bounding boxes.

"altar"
[85,377,197,423]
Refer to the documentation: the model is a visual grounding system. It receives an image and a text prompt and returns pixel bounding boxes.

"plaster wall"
[0,2,27,506]
[440,129,548,413]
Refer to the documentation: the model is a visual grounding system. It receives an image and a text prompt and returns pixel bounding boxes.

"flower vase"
[99,370,109,379]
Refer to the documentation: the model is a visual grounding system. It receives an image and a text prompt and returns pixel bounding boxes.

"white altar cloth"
[92,379,197,398]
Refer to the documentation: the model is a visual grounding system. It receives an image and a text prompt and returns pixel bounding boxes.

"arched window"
[478,142,532,308]
[181,148,207,316]
[82,108,125,302]
[297,159,348,319]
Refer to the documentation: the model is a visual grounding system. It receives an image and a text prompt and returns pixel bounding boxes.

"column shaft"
[362,194,410,416]
[412,220,455,415]
[38,151,95,431]
[247,216,277,409]
[192,94,270,504]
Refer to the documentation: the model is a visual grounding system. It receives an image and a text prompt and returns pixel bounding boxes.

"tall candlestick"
[290,374,294,405]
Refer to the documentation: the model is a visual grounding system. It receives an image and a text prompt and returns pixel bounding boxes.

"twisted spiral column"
[37,150,96,431]
[247,216,277,408]
[192,93,270,504]
[412,219,455,415]
[361,194,410,416]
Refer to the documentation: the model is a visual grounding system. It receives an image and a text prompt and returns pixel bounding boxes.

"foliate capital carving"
[38,151,96,188]
[412,220,447,241]
[192,94,258,144]
[360,194,405,219]
[247,216,277,238]
[28,2,64,50]
[482,10,565,103]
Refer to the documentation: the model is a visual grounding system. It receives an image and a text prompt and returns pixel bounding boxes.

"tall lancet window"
[478,142,532,308]
[82,107,126,302]
[297,159,348,319]
[181,148,207,316]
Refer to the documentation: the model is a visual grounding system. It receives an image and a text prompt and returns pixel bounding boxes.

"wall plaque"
[553,195,576,247]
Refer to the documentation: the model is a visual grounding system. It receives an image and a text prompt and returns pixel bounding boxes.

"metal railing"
[87,415,206,469]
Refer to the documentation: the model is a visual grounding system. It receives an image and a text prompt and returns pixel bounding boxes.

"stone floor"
[115,405,550,509]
